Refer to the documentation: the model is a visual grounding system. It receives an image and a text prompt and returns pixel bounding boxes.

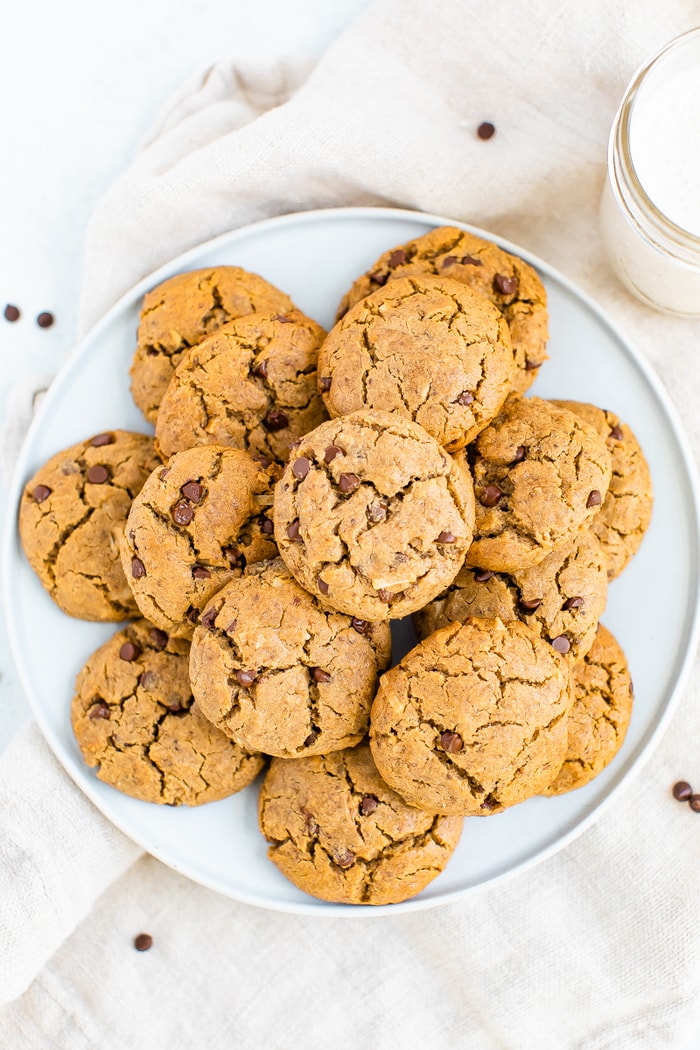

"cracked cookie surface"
[414,529,608,662]
[71,619,263,805]
[370,617,572,815]
[465,396,612,572]
[273,410,475,621]
[155,310,328,463]
[189,558,391,757]
[120,445,278,638]
[336,226,549,394]
[319,275,516,451]
[544,623,634,796]
[258,742,463,905]
[131,266,295,423]
[19,430,160,621]
[551,401,652,580]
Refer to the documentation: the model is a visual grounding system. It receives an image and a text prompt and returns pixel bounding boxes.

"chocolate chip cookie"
[273,410,475,621]
[370,617,572,815]
[336,226,549,393]
[189,558,391,757]
[415,530,608,662]
[131,266,295,423]
[465,396,612,572]
[19,430,160,621]
[71,619,263,805]
[121,445,278,637]
[544,624,634,796]
[319,274,516,451]
[551,401,653,580]
[155,310,328,463]
[258,742,463,905]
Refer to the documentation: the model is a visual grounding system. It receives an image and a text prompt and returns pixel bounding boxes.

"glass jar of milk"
[600,27,700,316]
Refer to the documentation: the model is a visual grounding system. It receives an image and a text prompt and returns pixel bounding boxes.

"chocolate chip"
[673,781,693,801]
[378,589,394,603]
[222,547,243,569]
[274,314,293,324]
[368,501,388,523]
[493,273,518,295]
[201,607,218,630]
[562,596,584,610]
[181,481,203,503]
[236,669,258,687]
[480,796,499,812]
[226,619,238,634]
[259,516,274,535]
[286,520,302,541]
[351,618,369,634]
[158,468,170,480]
[317,576,329,595]
[360,795,379,816]
[477,121,495,140]
[252,455,273,469]
[172,500,194,526]
[690,795,700,813]
[119,642,141,662]
[88,702,110,720]
[388,249,407,267]
[90,432,114,447]
[437,530,457,543]
[324,445,342,463]
[551,635,571,654]
[519,598,542,612]
[167,701,183,714]
[473,568,494,582]
[440,731,463,753]
[479,484,503,507]
[587,490,602,508]
[86,464,110,484]
[303,730,320,747]
[192,565,211,579]
[252,359,268,379]
[369,271,388,286]
[133,933,153,952]
[150,628,168,649]
[442,255,458,268]
[4,304,20,322]
[461,254,482,266]
[292,457,310,480]
[36,311,54,328]
[32,484,51,503]
[303,808,320,834]
[609,426,624,441]
[319,376,332,392]
[525,359,539,371]
[263,410,288,431]
[455,391,475,406]
[185,606,199,624]
[339,473,360,493]
[333,848,356,869]
[511,446,526,465]
[131,556,146,579]
[139,671,157,690]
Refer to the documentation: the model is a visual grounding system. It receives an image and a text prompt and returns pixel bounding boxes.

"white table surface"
[1,5,697,1046]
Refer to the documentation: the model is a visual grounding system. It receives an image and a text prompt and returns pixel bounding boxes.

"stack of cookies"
[18,227,653,907]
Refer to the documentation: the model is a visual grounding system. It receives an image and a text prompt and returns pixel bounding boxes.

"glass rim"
[609,26,700,261]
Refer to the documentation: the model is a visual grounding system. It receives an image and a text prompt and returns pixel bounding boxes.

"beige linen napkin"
[4,1,700,1046]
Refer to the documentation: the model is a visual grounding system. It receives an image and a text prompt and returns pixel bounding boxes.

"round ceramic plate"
[4,207,700,916]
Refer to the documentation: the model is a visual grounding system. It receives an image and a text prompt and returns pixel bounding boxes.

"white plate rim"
[4,204,700,917]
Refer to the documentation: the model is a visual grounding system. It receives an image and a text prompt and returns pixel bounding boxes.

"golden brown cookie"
[131,267,295,423]
[336,226,549,393]
[370,618,572,815]
[71,619,263,805]
[258,742,463,905]
[273,410,475,621]
[120,445,278,637]
[551,401,653,580]
[189,558,391,757]
[155,310,328,463]
[465,396,612,572]
[19,430,160,621]
[544,624,634,796]
[414,530,608,662]
[319,275,516,451]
